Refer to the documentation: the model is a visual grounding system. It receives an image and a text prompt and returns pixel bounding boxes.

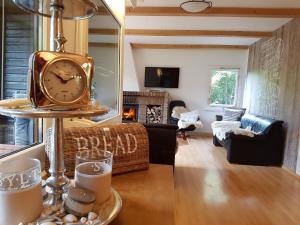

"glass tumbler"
[75,150,113,204]
[0,158,43,225]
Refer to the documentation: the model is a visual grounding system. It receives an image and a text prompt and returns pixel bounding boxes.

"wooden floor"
[174,136,300,225]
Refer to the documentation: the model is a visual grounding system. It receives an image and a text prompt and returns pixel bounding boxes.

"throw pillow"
[223,108,245,121]
[233,128,255,138]
[180,110,200,123]
[171,106,186,119]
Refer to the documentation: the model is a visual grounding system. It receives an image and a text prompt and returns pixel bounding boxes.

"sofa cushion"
[171,106,186,119]
[180,110,200,122]
[223,108,245,121]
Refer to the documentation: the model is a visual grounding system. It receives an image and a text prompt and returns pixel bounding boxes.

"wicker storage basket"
[45,123,149,177]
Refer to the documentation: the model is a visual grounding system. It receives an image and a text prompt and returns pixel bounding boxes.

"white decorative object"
[88,212,98,221]
[211,121,241,140]
[75,151,113,204]
[40,222,57,225]
[80,217,88,223]
[63,214,78,223]
[0,159,43,225]
[65,187,96,217]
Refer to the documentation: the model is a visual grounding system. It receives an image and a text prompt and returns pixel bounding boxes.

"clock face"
[41,58,87,104]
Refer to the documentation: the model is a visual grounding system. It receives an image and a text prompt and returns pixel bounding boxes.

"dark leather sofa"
[214,114,284,166]
[143,123,178,167]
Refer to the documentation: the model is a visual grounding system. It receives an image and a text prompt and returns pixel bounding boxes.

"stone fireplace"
[123,91,170,124]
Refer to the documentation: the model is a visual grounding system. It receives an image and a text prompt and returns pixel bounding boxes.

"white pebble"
[88,212,98,221]
[40,222,57,225]
[63,214,78,223]
[93,218,102,224]
[80,217,88,223]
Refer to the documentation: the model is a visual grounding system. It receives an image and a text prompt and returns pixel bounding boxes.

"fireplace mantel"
[123,91,170,124]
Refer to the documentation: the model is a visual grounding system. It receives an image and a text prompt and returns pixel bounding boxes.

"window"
[0,0,42,158]
[209,69,239,106]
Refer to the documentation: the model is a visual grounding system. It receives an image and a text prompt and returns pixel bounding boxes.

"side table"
[111,164,175,225]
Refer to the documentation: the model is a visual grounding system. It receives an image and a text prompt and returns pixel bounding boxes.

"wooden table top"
[110,164,175,225]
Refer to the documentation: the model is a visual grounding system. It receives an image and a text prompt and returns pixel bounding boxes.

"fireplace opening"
[122,104,139,122]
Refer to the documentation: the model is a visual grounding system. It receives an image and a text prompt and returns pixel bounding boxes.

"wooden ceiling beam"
[89,28,271,38]
[89,28,119,35]
[125,29,272,38]
[126,7,300,18]
[130,43,249,50]
[89,42,118,48]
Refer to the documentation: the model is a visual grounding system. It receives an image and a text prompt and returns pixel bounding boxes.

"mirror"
[88,1,121,121]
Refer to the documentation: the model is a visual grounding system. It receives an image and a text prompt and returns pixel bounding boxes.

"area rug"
[177,137,189,146]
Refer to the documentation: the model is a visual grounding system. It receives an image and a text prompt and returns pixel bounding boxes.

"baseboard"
[282,166,300,180]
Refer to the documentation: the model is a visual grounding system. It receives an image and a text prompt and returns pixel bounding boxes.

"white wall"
[123,41,140,91]
[128,48,249,133]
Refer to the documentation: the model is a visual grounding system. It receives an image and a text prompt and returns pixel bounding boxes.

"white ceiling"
[98,1,299,47]
[125,16,291,31]
[127,0,300,8]
[125,36,259,45]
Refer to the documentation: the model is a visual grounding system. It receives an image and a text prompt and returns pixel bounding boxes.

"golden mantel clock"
[16,0,99,110]
[29,51,94,110]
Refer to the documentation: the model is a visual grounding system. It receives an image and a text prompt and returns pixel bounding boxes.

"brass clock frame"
[40,57,88,106]
[29,51,94,110]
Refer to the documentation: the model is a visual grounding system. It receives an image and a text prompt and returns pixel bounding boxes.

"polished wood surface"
[175,136,300,225]
[111,164,175,225]
[89,28,272,38]
[88,42,118,48]
[131,43,249,50]
[125,29,272,38]
[125,7,300,18]
[89,28,118,35]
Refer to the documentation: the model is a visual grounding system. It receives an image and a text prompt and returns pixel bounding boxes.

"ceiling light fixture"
[180,0,213,13]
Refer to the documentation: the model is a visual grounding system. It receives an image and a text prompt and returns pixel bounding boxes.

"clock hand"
[57,72,76,82]
[50,71,68,83]
[50,71,62,80]
[62,75,75,81]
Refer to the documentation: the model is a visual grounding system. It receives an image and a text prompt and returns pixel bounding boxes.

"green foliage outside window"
[210,70,238,106]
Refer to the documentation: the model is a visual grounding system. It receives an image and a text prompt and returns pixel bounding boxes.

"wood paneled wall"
[246,18,300,171]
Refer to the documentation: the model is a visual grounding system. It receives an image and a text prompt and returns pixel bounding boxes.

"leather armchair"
[215,114,284,166]
[169,100,186,125]
[143,123,178,167]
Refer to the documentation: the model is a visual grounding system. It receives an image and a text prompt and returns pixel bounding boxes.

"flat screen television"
[144,67,179,88]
